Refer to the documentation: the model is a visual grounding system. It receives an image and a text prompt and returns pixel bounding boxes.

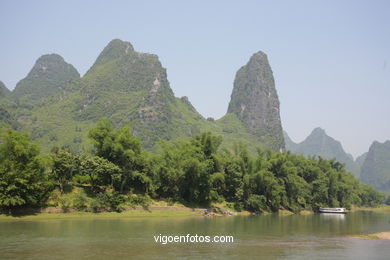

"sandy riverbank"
[351,231,390,240]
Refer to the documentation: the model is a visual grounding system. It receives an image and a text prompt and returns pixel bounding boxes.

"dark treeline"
[0,120,385,213]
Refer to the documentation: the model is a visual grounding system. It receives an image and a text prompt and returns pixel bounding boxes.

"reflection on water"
[0,211,389,259]
[319,212,346,220]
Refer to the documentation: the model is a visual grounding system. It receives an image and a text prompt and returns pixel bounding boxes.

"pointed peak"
[93,39,135,67]
[12,53,80,100]
[251,50,268,59]
[107,39,134,49]
[371,140,390,148]
[247,51,269,66]
[311,127,326,135]
[237,51,273,83]
[227,49,284,151]
[36,53,66,63]
[26,53,80,79]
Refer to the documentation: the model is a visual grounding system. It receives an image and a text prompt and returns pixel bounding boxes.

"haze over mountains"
[360,141,390,193]
[284,128,359,176]
[285,129,390,193]
[0,39,389,193]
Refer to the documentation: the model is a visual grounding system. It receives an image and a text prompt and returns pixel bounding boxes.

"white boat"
[319,207,346,214]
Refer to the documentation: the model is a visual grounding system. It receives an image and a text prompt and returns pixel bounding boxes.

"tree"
[180,159,211,204]
[88,119,151,193]
[385,195,390,205]
[51,149,78,193]
[359,184,385,207]
[0,129,52,208]
[79,155,121,191]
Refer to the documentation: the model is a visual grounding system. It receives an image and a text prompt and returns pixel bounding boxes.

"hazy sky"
[0,0,389,158]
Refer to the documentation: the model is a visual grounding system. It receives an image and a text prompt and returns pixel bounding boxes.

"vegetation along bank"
[0,120,385,216]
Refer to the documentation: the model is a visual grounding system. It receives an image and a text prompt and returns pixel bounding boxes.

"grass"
[0,187,206,222]
[353,234,380,240]
[0,209,202,222]
[350,205,390,214]
[278,209,294,216]
[351,231,390,240]
[2,199,389,222]
[298,210,313,215]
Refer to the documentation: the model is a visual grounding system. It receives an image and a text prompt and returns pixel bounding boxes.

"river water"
[0,211,389,259]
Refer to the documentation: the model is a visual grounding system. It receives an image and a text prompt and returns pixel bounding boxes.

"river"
[1,211,389,259]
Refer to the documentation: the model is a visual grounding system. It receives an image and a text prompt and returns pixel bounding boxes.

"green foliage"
[246,194,269,212]
[88,119,153,194]
[0,129,52,208]
[78,154,121,190]
[50,187,93,212]
[95,192,128,212]
[152,132,224,206]
[358,184,385,207]
[385,195,390,205]
[51,148,78,193]
[0,107,19,130]
[93,192,152,212]
[0,123,385,213]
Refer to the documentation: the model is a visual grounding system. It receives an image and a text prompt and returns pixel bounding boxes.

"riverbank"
[0,208,203,221]
[0,202,252,221]
[351,231,390,240]
[2,204,388,221]
[350,205,390,214]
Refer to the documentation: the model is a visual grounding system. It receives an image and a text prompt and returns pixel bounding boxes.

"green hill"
[12,40,205,151]
[12,54,80,103]
[1,39,288,154]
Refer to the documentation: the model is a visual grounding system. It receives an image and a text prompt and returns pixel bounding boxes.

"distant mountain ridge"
[284,128,360,176]
[360,141,390,193]
[0,81,11,98]
[0,81,18,129]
